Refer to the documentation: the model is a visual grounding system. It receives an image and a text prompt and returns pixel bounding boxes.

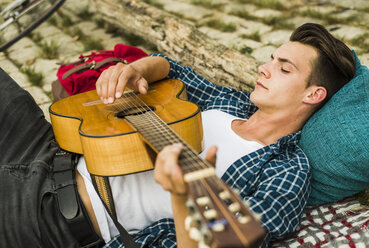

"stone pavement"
[0,0,368,122]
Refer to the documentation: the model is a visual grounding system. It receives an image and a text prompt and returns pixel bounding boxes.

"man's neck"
[232,108,310,146]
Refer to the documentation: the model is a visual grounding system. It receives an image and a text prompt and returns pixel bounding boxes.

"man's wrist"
[171,193,188,204]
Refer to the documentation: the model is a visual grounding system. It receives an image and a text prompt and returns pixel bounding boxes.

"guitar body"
[49,79,203,176]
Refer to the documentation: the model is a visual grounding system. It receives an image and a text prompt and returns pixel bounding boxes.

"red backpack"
[53,44,148,100]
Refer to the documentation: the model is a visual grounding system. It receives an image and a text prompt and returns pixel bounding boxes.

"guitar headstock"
[185,175,265,248]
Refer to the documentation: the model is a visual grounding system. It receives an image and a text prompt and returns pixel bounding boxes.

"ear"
[303,86,327,105]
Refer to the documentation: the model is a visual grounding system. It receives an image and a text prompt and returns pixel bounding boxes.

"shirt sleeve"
[150,54,258,117]
[224,148,311,247]
[252,167,310,246]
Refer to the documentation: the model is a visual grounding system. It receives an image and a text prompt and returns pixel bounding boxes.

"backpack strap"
[56,56,89,66]
[62,58,128,80]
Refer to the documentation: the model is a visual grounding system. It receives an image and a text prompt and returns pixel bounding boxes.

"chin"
[250,92,267,109]
[250,91,259,105]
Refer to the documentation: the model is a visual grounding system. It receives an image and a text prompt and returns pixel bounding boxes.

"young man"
[0,23,355,248]
[92,23,355,247]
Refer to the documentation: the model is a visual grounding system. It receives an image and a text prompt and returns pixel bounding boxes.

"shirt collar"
[268,131,301,154]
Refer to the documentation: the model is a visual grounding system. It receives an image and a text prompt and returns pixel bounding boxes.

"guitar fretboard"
[125,112,211,175]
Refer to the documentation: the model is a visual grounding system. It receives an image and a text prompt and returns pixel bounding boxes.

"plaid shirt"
[103,55,311,248]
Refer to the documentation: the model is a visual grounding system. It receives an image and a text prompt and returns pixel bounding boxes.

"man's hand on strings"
[96,62,148,104]
[154,144,217,196]
[96,56,170,104]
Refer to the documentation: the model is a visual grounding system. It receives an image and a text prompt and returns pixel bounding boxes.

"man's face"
[250,41,318,113]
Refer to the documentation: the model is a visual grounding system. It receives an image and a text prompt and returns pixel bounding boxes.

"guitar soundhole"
[115,106,155,118]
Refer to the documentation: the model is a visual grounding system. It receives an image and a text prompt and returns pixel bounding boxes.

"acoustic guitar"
[49,79,265,247]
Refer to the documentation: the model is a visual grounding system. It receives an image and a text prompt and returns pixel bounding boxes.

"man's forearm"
[130,56,170,83]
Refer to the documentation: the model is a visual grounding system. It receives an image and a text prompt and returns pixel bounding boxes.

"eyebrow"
[271,54,298,70]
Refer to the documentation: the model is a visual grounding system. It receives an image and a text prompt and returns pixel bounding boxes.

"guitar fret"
[125,113,210,174]
[179,150,207,173]
[127,117,177,151]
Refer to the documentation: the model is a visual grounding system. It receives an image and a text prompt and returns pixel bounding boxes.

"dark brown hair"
[290,23,355,106]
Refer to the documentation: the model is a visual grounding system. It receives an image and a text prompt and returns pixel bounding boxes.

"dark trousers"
[0,67,80,247]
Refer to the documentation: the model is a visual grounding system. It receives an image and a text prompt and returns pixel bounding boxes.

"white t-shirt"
[77,109,263,243]
[199,109,264,178]
[77,159,173,242]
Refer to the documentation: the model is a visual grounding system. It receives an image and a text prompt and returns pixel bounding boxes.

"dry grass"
[240,31,261,42]
[205,19,237,32]
[20,66,44,87]
[39,40,60,59]
[191,0,225,10]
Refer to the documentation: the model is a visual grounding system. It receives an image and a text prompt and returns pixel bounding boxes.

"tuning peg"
[199,226,212,244]
[209,220,226,232]
[228,202,241,212]
[238,215,251,224]
[211,223,225,232]
[192,212,204,227]
[185,216,193,231]
[189,227,202,241]
[204,209,217,219]
[198,240,211,248]
[196,196,210,206]
[186,199,196,214]
[219,190,231,200]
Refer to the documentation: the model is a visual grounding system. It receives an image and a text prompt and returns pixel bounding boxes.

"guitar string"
[123,91,226,189]
[122,91,227,207]
[132,92,215,173]
[111,92,180,153]
[120,91,208,174]
[107,89,211,174]
[110,92,243,220]
[104,92,187,165]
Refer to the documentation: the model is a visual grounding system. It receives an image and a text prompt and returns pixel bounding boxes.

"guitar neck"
[125,112,209,176]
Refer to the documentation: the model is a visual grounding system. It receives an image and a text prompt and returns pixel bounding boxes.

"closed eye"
[271,53,297,73]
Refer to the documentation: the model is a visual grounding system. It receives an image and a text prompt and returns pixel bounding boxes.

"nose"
[258,63,271,79]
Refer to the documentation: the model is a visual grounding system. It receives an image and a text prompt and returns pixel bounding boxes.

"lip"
[256,81,268,89]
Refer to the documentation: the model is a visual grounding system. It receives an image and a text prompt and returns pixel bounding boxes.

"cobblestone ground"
[0,0,368,121]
